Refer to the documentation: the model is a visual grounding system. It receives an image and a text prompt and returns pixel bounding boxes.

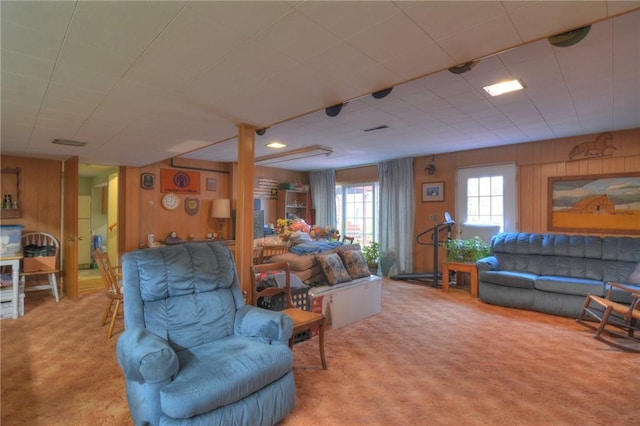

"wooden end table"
[442,261,478,298]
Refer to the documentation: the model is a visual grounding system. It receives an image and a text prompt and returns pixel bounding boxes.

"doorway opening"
[78,164,118,293]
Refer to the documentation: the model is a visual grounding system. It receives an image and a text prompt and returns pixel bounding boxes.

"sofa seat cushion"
[479,270,537,289]
[534,276,605,297]
[160,335,293,419]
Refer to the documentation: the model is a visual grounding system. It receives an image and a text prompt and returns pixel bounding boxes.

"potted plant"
[362,241,381,274]
[445,236,490,263]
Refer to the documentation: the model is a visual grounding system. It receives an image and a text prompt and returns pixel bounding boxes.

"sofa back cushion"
[123,243,241,350]
[491,233,640,281]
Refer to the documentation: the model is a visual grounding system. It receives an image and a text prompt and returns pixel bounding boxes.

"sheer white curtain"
[309,169,336,226]
[379,158,414,275]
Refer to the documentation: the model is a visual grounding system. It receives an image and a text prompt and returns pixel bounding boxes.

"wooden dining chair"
[342,236,355,244]
[92,248,123,338]
[251,262,327,369]
[252,246,264,265]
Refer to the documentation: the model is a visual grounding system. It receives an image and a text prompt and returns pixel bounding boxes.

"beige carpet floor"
[1,279,638,425]
[78,269,103,293]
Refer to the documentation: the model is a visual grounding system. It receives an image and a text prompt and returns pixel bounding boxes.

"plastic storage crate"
[257,286,311,343]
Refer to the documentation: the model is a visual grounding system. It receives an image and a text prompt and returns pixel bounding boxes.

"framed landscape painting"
[548,172,640,234]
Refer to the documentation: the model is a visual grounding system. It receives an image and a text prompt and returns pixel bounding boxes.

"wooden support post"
[235,124,255,301]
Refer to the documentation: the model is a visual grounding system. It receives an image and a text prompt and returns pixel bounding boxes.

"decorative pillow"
[339,250,370,279]
[625,262,640,284]
[315,253,352,286]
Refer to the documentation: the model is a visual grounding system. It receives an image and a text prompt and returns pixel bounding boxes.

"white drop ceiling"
[1,1,639,172]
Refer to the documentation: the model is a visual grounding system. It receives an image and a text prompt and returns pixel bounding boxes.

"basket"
[257,286,311,343]
[257,286,310,311]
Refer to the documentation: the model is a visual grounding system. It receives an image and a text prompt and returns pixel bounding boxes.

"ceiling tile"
[255,9,342,61]
[507,1,606,41]
[436,14,523,63]
[346,13,435,64]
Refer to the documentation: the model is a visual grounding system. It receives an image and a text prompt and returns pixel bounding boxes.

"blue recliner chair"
[116,243,296,425]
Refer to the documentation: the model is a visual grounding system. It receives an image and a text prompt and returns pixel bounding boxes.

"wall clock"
[161,193,180,210]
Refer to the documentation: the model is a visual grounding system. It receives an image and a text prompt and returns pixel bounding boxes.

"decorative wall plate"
[184,197,200,216]
[140,173,155,189]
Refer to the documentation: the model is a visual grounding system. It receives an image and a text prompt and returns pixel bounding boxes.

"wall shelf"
[1,168,22,219]
[277,190,310,222]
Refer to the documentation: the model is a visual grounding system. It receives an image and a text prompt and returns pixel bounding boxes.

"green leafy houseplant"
[445,237,490,263]
[362,241,381,267]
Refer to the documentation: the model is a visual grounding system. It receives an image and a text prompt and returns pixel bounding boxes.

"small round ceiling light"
[266,142,287,149]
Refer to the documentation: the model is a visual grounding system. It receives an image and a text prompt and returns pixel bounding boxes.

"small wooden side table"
[442,261,478,298]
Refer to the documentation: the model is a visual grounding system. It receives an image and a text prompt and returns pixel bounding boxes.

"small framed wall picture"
[206,178,217,191]
[422,181,444,202]
[141,173,155,189]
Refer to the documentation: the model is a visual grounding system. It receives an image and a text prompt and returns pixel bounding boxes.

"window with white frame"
[456,164,517,232]
[335,183,379,246]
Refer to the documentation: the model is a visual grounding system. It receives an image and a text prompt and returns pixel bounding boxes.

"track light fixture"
[325,103,344,117]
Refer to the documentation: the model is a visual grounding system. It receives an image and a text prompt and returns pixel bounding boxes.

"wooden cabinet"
[277,190,310,222]
[1,168,21,219]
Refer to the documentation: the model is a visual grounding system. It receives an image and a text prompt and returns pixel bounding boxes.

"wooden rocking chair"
[577,282,640,344]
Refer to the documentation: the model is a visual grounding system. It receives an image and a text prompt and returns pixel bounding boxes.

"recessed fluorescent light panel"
[483,79,524,96]
[267,142,287,149]
[255,145,332,166]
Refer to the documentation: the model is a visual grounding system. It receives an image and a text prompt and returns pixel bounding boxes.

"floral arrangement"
[309,225,340,241]
[275,218,310,241]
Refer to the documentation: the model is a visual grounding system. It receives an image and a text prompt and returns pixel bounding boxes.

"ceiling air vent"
[362,125,389,132]
[52,139,87,147]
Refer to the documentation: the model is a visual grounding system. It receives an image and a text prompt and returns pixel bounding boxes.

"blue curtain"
[379,158,414,275]
[309,169,336,226]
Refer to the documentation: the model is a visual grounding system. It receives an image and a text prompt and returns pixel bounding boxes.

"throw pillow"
[316,253,352,286]
[339,250,370,279]
[625,262,640,284]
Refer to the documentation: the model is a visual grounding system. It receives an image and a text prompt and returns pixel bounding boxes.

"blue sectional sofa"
[476,232,640,318]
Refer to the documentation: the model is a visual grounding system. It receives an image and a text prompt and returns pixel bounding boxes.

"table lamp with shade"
[211,198,231,239]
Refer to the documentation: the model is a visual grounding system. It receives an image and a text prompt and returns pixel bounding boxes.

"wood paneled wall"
[411,128,640,273]
[0,155,62,242]
[119,159,309,252]
[5,128,637,270]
